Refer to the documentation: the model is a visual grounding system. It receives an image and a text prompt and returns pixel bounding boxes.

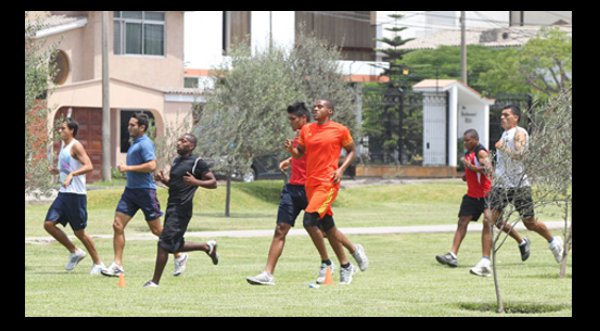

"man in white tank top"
[44,118,105,274]
[488,105,564,264]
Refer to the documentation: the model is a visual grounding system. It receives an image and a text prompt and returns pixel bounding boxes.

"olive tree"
[487,87,572,313]
[196,34,355,216]
[25,12,58,195]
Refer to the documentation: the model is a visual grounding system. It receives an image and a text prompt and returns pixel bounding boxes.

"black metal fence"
[361,84,424,165]
[489,93,532,152]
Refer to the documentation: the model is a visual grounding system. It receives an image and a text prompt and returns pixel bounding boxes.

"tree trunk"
[225,171,231,217]
[560,200,571,278]
[491,226,505,313]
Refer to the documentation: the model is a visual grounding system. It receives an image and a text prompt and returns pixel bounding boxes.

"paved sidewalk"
[25,221,566,244]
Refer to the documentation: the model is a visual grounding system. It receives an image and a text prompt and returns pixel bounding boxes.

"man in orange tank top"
[285,99,365,285]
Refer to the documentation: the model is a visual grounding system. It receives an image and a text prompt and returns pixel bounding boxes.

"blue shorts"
[116,187,163,221]
[277,184,307,226]
[45,192,88,231]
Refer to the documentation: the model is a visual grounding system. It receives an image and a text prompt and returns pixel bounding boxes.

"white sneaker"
[549,236,564,263]
[206,240,218,265]
[90,263,106,275]
[352,244,369,271]
[339,263,357,285]
[469,258,492,277]
[246,271,275,285]
[143,280,159,288]
[101,262,124,277]
[65,249,86,271]
[316,263,336,284]
[173,253,189,276]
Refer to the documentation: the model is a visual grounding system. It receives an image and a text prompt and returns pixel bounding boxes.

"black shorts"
[45,192,88,231]
[458,195,486,221]
[489,187,535,218]
[303,213,336,232]
[158,204,193,253]
[276,184,308,227]
[116,187,163,221]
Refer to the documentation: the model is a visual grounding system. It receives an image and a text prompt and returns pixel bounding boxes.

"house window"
[120,110,155,153]
[184,77,199,88]
[114,11,165,56]
[50,50,69,85]
[223,11,251,53]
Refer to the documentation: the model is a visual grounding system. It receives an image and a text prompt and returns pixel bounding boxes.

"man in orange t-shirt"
[285,99,362,285]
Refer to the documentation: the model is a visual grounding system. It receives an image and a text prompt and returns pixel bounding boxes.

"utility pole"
[101,11,111,181]
[269,11,273,51]
[460,11,467,85]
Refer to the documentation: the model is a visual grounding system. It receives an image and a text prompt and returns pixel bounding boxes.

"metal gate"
[489,94,532,152]
[361,84,424,165]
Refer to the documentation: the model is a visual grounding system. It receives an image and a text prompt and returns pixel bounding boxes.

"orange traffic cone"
[118,273,126,288]
[323,266,333,286]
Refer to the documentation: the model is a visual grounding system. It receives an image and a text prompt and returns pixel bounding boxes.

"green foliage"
[524,87,572,202]
[362,12,422,164]
[150,112,194,172]
[361,83,422,164]
[196,34,356,175]
[402,27,571,100]
[25,232,571,316]
[25,12,58,194]
[402,45,525,97]
[479,27,571,99]
[290,34,357,137]
[374,12,414,88]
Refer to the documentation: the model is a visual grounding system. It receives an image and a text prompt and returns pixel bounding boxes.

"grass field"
[24,179,566,237]
[25,232,571,316]
[25,180,571,316]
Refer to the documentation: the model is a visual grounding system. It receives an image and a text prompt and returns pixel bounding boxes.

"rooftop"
[398,25,571,50]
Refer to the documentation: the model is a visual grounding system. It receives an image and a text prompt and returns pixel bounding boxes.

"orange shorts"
[305,182,339,219]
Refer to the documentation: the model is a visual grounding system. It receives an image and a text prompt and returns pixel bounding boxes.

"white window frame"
[114,11,166,56]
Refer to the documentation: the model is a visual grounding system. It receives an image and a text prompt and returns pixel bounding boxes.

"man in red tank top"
[436,129,530,277]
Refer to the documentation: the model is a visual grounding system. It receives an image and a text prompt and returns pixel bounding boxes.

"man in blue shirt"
[102,113,187,277]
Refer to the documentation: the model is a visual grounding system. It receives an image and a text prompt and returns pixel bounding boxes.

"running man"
[143,133,218,287]
[102,113,186,277]
[246,102,368,286]
[284,99,362,285]
[435,129,530,277]
[488,105,563,266]
[44,118,105,274]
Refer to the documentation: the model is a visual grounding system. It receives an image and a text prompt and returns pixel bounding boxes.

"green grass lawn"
[25,180,571,316]
[25,232,571,316]
[25,179,566,237]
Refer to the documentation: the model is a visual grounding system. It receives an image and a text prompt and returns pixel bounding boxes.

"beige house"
[31,11,198,182]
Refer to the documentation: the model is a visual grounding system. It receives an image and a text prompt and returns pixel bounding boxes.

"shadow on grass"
[459,302,570,314]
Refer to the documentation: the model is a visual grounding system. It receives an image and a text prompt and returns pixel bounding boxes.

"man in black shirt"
[143,133,219,287]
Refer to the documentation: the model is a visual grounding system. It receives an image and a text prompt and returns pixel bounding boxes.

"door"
[422,93,447,165]
[54,107,103,182]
